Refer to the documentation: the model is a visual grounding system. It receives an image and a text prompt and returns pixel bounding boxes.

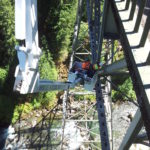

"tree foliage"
[112,77,136,102]
[0,68,8,90]
[55,0,77,62]
[38,0,77,63]
[0,0,15,67]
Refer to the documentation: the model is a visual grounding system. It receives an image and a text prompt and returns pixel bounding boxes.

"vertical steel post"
[97,0,109,63]
[134,0,146,32]
[96,78,110,150]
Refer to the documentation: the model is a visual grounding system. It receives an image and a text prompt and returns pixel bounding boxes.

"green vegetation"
[74,94,96,102]
[0,68,8,89]
[112,77,136,102]
[0,0,15,67]
[12,102,33,123]
[38,0,77,63]
[55,0,77,62]
[78,21,88,41]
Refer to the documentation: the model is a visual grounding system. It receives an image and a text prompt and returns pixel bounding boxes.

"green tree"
[38,0,77,63]
[112,77,136,102]
[0,0,15,67]
[55,0,77,62]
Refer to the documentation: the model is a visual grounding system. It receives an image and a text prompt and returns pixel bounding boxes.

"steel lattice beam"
[119,109,143,150]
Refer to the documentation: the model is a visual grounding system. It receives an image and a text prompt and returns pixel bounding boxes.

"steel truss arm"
[96,58,127,76]
[119,108,143,150]
[39,80,70,92]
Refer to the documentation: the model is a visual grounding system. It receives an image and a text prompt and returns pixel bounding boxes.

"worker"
[70,60,101,78]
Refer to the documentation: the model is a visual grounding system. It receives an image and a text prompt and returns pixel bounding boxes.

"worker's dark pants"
[70,61,95,78]
[70,61,82,72]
